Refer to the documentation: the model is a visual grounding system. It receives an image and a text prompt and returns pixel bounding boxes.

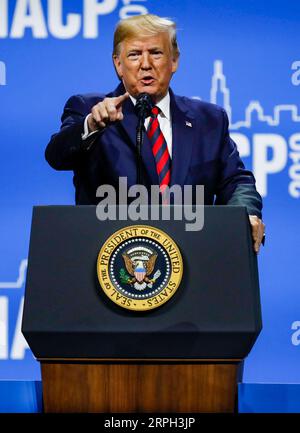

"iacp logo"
[0,61,6,86]
[0,0,148,39]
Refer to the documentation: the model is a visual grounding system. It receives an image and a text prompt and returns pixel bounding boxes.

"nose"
[140,52,152,70]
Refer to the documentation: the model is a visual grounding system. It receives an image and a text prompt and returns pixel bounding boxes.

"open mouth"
[140,76,155,85]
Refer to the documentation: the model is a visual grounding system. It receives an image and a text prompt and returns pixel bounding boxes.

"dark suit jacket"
[45,83,262,217]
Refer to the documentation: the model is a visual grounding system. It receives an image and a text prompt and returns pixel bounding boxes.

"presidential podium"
[22,205,262,413]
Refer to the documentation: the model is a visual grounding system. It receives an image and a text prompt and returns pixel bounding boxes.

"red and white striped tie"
[147,106,171,195]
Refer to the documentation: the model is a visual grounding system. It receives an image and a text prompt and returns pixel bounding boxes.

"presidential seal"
[97,225,183,311]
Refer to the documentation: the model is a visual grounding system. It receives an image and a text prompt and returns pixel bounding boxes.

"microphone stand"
[136,116,145,186]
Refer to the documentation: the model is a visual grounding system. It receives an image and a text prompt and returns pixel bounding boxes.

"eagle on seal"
[122,253,158,284]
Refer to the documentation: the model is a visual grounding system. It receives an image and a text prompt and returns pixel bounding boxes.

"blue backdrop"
[0,0,300,408]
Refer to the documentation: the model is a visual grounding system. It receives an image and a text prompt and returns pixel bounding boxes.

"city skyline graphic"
[0,260,27,289]
[210,60,300,130]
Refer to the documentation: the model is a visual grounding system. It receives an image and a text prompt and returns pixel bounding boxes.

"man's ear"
[171,53,180,74]
[113,55,123,79]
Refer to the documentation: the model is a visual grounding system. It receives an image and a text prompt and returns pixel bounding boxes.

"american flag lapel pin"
[185,120,192,128]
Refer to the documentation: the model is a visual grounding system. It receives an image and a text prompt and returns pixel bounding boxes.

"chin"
[129,85,162,102]
[137,86,159,96]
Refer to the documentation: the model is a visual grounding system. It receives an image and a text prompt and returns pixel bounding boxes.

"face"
[113,32,179,103]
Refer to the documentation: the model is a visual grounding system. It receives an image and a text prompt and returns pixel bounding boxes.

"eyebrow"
[127,46,164,54]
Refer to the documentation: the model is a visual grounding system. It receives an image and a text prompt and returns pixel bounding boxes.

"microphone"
[134,93,153,185]
[134,93,153,120]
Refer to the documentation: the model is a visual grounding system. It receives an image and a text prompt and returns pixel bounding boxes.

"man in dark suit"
[45,14,265,252]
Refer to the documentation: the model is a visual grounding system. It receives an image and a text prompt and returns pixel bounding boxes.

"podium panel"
[41,361,238,413]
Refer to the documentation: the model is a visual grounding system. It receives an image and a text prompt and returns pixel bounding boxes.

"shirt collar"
[129,92,170,120]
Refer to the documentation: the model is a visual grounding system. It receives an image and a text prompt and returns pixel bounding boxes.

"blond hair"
[113,14,180,58]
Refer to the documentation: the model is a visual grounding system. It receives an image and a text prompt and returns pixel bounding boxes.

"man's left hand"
[249,215,265,254]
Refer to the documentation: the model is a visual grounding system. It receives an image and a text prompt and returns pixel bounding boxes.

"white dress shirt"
[82,91,172,158]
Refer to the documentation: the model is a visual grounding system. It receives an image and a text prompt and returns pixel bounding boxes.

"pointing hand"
[87,92,129,132]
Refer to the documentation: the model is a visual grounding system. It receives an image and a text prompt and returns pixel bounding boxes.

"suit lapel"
[170,91,195,186]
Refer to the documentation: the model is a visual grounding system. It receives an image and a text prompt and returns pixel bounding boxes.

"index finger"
[114,92,129,107]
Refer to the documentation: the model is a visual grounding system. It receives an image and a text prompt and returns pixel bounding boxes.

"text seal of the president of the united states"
[97,225,183,311]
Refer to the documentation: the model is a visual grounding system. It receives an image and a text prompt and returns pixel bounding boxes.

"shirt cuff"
[81,114,99,140]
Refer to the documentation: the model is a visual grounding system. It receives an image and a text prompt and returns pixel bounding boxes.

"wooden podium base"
[41,359,240,413]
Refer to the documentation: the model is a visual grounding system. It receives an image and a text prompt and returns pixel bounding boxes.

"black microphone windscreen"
[135,93,153,119]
